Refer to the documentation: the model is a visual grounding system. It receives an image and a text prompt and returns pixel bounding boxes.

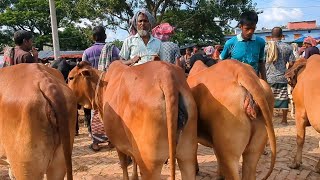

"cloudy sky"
[106,0,320,41]
[254,0,320,29]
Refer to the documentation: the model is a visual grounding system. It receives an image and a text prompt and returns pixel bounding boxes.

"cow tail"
[240,77,276,180]
[40,81,74,180]
[161,82,178,180]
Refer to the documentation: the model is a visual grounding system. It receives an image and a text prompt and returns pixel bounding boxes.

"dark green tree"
[0,0,93,50]
[75,0,256,45]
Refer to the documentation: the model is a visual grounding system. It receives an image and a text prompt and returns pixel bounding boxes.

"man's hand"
[131,55,141,64]
[151,55,160,61]
[31,47,39,61]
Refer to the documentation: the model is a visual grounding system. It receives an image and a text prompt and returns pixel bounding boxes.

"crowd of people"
[2,9,320,152]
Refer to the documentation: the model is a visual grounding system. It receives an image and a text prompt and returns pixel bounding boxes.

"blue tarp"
[292,36,306,43]
[292,36,320,43]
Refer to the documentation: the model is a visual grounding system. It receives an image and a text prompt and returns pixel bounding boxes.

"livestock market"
[1,0,320,179]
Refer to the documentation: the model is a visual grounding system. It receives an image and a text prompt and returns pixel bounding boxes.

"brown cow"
[285,55,320,172]
[0,63,77,180]
[67,61,197,180]
[187,60,276,180]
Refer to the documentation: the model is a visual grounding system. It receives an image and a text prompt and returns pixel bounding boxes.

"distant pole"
[49,0,60,60]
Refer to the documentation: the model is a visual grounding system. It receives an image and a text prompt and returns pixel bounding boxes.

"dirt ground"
[1,111,320,180]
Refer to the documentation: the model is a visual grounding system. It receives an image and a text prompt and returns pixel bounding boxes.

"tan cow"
[187,60,276,180]
[67,61,197,180]
[285,55,320,172]
[0,63,77,180]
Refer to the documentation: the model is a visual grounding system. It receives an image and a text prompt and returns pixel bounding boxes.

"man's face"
[193,47,198,54]
[23,38,33,51]
[304,43,311,48]
[137,13,150,36]
[186,49,191,55]
[240,24,256,40]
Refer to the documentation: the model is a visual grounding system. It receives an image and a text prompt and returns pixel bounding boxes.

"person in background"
[152,23,181,65]
[192,45,199,55]
[12,30,38,65]
[82,25,119,151]
[265,27,295,125]
[303,36,319,59]
[219,11,266,81]
[119,9,162,65]
[82,26,108,68]
[180,47,192,73]
[189,48,216,69]
[291,43,300,60]
[213,44,222,61]
[204,46,214,60]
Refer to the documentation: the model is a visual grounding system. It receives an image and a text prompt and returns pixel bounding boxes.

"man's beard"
[137,30,149,37]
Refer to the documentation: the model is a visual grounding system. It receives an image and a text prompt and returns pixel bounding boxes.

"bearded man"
[119,9,163,65]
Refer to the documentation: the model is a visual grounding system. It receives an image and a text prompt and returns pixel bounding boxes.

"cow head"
[67,61,102,109]
[285,58,307,88]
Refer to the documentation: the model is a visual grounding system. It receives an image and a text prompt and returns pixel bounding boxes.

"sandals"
[89,143,101,152]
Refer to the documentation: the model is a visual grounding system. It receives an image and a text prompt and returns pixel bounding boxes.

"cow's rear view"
[0,63,77,180]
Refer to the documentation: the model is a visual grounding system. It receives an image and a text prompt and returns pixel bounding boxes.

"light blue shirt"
[119,34,162,65]
[220,34,265,73]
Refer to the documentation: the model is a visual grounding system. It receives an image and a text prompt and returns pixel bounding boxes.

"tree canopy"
[0,0,257,51]
[0,0,93,51]
[78,0,256,45]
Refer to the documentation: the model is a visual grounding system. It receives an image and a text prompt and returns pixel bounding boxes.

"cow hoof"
[289,162,301,169]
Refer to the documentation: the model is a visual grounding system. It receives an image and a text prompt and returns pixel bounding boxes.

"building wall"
[288,21,317,30]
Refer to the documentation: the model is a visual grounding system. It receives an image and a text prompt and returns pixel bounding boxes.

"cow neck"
[94,71,105,112]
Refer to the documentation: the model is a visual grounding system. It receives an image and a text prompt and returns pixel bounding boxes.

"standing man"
[265,27,295,125]
[152,22,181,64]
[303,36,319,59]
[119,9,162,65]
[220,11,266,81]
[11,30,38,65]
[82,25,119,151]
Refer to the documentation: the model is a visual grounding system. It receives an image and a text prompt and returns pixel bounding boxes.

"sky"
[106,0,320,41]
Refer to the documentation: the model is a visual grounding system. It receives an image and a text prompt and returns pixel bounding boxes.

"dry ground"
[1,111,320,180]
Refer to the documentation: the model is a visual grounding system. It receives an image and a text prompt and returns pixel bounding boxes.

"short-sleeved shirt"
[13,46,37,64]
[265,41,295,83]
[82,42,106,69]
[160,41,181,64]
[220,34,266,73]
[119,34,162,65]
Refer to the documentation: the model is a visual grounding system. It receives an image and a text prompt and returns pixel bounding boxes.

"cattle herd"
[0,54,320,180]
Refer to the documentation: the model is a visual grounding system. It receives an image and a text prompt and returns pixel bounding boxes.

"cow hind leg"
[46,145,68,180]
[177,157,196,180]
[116,149,130,180]
[131,158,139,180]
[289,111,308,169]
[176,142,197,180]
[242,119,267,180]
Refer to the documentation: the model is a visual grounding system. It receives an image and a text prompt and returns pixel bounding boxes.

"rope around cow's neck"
[94,71,105,110]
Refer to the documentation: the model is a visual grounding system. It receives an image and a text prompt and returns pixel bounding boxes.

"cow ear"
[80,69,91,77]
